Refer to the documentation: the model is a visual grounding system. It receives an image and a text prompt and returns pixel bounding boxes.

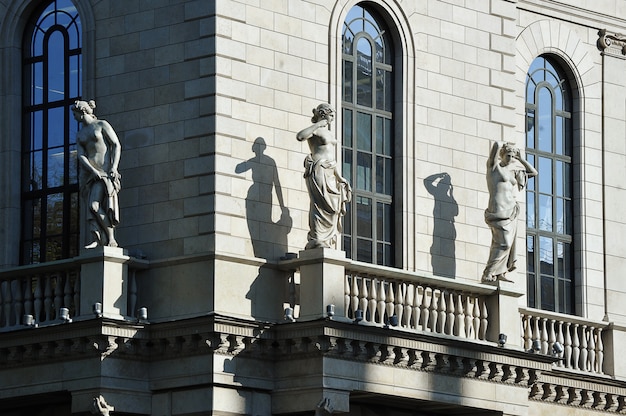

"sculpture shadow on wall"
[424,172,458,278]
[235,137,292,319]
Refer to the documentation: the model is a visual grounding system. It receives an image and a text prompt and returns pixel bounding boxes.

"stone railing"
[345,266,491,340]
[520,307,609,374]
[0,259,80,329]
[0,249,146,331]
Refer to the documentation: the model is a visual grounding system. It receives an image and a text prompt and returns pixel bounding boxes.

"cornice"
[1,315,625,412]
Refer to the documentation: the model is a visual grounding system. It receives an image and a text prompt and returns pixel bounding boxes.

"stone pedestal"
[485,280,524,347]
[79,246,130,319]
[297,248,347,321]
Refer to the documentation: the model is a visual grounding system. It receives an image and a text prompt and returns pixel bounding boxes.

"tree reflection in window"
[525,56,574,314]
[342,5,395,266]
[21,0,81,264]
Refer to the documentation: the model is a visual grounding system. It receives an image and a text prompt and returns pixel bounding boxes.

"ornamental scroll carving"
[598,29,626,57]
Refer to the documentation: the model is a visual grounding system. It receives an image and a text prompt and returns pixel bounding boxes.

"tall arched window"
[525,56,574,314]
[342,4,395,266]
[21,0,82,264]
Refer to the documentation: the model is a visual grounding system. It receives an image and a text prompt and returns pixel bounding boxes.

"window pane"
[47,146,65,188]
[539,236,554,275]
[356,38,372,107]
[70,54,81,98]
[538,157,552,194]
[526,110,535,148]
[356,196,372,238]
[46,193,64,234]
[356,112,371,151]
[376,68,385,110]
[537,86,552,153]
[538,194,552,232]
[540,275,555,311]
[343,148,353,185]
[48,106,65,148]
[555,115,565,155]
[356,152,372,191]
[555,160,570,198]
[384,70,393,112]
[47,30,66,101]
[31,110,43,150]
[343,60,353,103]
[357,238,372,262]
[343,109,353,147]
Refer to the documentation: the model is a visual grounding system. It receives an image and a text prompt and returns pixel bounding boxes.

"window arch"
[21,0,82,264]
[341,4,395,266]
[525,55,574,314]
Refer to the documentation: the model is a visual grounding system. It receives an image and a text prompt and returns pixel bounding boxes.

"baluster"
[369,279,377,323]
[2,280,11,327]
[376,281,386,325]
[540,318,548,354]
[579,325,588,372]
[404,283,414,328]
[464,297,474,339]
[359,277,369,320]
[563,322,572,369]
[385,282,395,324]
[523,314,531,350]
[446,292,455,335]
[473,298,481,340]
[480,300,488,340]
[455,294,465,337]
[395,282,405,326]
[572,324,580,370]
[548,319,556,355]
[34,276,43,323]
[532,315,540,349]
[429,289,438,332]
[54,274,63,318]
[437,290,446,334]
[13,278,23,327]
[44,275,54,322]
[350,274,358,316]
[23,277,33,317]
[596,328,604,374]
[414,286,423,330]
[64,272,72,311]
[587,326,595,373]
[556,321,565,366]
[421,287,431,331]
[73,271,81,314]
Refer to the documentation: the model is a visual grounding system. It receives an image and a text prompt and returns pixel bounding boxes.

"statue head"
[499,142,518,162]
[311,103,335,123]
[72,100,97,118]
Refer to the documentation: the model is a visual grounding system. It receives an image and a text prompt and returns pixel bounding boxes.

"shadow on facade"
[424,173,458,278]
[235,137,292,320]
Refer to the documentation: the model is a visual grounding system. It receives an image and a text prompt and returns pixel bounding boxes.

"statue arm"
[514,152,538,177]
[487,141,501,171]
[102,121,121,174]
[296,119,328,141]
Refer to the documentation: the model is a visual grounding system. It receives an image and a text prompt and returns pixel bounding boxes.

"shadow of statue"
[236,137,293,320]
[424,172,458,278]
[235,137,292,259]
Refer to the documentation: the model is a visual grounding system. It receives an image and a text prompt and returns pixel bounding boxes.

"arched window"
[21,0,81,264]
[342,4,395,266]
[525,56,574,314]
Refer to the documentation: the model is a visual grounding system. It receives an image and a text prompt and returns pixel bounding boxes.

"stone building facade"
[1,0,626,414]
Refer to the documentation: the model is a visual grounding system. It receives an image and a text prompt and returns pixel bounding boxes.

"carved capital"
[598,29,626,57]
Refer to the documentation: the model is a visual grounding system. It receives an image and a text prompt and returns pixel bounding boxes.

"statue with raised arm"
[297,103,352,250]
[482,141,537,283]
[73,100,121,248]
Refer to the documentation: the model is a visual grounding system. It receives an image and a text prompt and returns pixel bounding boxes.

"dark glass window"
[21,0,81,264]
[525,56,574,314]
[342,5,395,266]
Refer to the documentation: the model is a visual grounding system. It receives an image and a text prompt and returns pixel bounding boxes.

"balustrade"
[520,308,607,374]
[345,270,489,340]
[0,261,80,329]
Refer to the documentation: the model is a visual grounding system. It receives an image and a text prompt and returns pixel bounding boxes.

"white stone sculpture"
[91,395,114,415]
[297,103,352,250]
[482,141,537,283]
[73,100,121,248]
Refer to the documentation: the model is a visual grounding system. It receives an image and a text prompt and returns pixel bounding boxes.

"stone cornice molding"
[2,315,626,412]
[598,29,626,58]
